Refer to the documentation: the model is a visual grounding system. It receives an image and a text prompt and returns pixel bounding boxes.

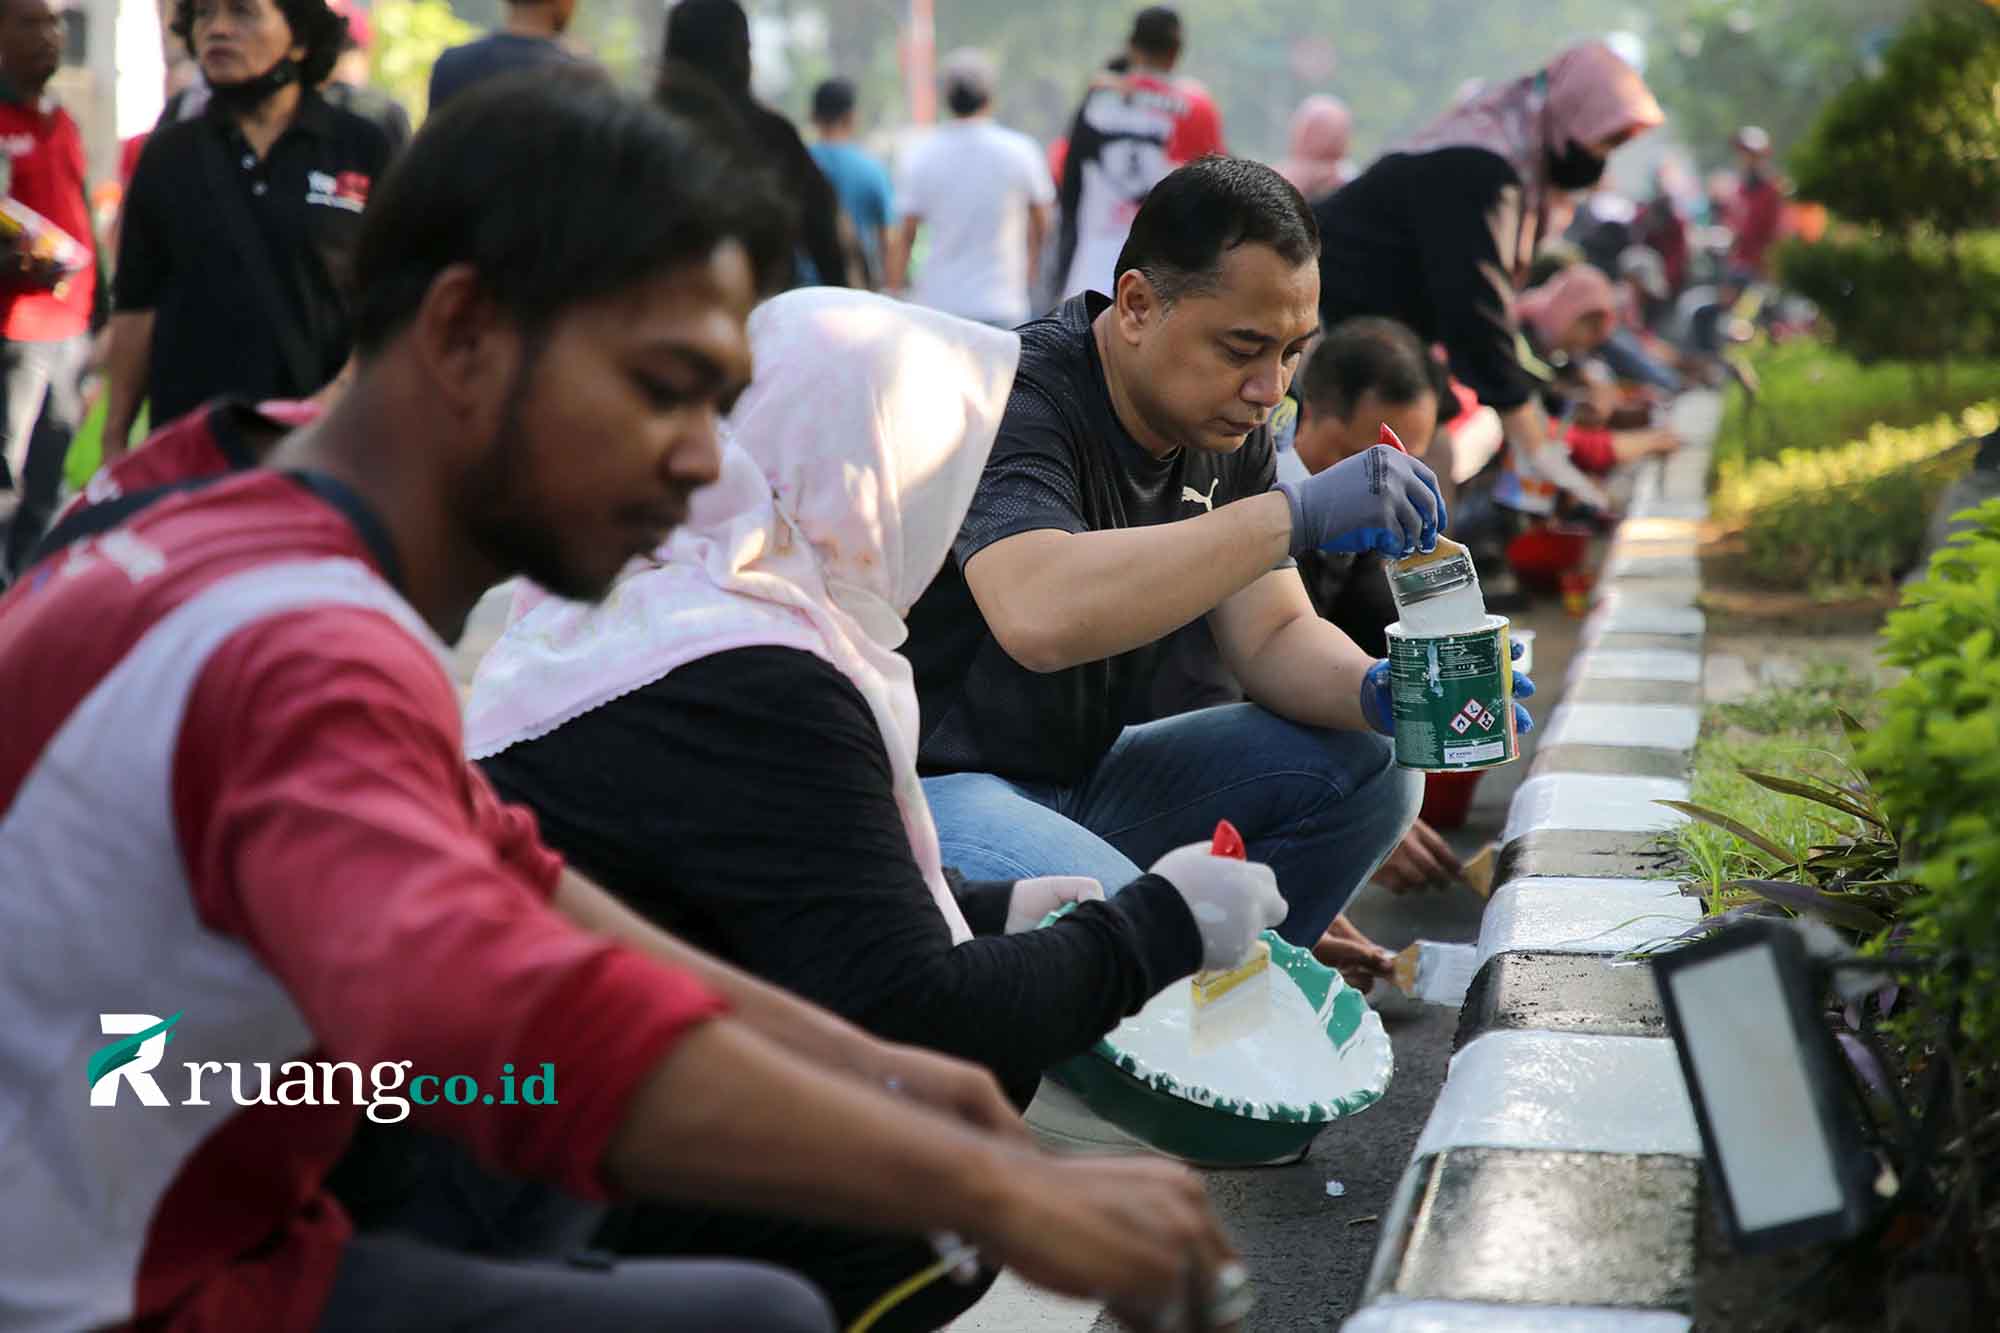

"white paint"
[1415,1030,1701,1158]
[1539,702,1699,752]
[1344,1301,1692,1332]
[1627,497,1710,521]
[1664,947,1848,1231]
[1591,575,1700,609]
[1503,773,1689,839]
[1476,877,1703,966]
[1667,391,1724,448]
[1107,967,1371,1110]
[1615,517,1703,546]
[1582,602,1705,642]
[951,1267,1101,1331]
[1606,552,1701,581]
[1567,650,1703,685]
[1022,1079,1151,1156]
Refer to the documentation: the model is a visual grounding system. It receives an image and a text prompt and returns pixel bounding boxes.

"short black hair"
[1130,6,1182,59]
[171,0,346,87]
[811,77,856,126]
[1296,318,1438,420]
[1113,155,1319,306]
[351,72,790,356]
[664,0,751,98]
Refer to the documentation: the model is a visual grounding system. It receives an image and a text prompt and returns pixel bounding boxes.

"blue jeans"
[923,704,1423,947]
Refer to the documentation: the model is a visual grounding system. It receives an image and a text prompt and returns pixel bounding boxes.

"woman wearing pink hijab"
[1517,262,1681,472]
[1275,94,1354,205]
[1313,40,1663,515]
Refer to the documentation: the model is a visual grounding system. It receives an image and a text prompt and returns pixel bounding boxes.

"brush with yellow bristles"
[1189,820,1277,1054]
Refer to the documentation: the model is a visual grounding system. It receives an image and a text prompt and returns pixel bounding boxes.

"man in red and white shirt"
[0,0,97,579]
[0,76,1234,1333]
[1056,6,1226,301]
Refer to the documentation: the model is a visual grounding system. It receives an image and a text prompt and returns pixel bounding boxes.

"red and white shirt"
[56,398,321,528]
[0,472,725,1331]
[1056,71,1225,300]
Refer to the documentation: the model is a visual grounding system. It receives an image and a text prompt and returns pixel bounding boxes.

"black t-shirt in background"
[115,95,390,424]
[905,291,1280,785]
[1314,147,1534,411]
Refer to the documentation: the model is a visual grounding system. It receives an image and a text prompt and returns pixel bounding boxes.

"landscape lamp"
[1653,919,1891,1254]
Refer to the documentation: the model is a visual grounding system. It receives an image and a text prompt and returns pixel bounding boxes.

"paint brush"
[1189,820,1275,1053]
[1390,940,1480,1008]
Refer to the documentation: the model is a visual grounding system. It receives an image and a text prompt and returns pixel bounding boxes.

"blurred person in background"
[323,0,410,155]
[1313,39,1664,522]
[660,0,849,289]
[1055,6,1224,300]
[1516,262,1678,474]
[1273,94,1354,206]
[102,0,392,463]
[1725,124,1784,281]
[889,49,1052,328]
[808,77,893,289]
[0,0,99,582]
[428,0,581,111]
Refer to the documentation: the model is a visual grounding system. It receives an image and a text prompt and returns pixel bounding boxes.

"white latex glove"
[1004,875,1106,934]
[1148,842,1290,971]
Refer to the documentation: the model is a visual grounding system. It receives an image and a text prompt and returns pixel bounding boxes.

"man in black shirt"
[101,0,391,459]
[907,157,1464,953]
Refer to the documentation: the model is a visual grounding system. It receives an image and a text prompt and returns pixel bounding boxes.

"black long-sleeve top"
[479,645,1201,1106]
[1315,146,1534,411]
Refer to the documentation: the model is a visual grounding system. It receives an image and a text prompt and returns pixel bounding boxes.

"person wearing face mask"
[1312,41,1663,518]
[99,0,391,464]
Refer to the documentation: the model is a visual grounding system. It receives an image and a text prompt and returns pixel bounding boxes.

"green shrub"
[1714,340,2000,472]
[1862,495,2000,1046]
[1778,229,2000,368]
[1713,404,1992,588]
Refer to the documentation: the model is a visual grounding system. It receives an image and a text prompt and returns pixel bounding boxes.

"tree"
[1780,1,2000,372]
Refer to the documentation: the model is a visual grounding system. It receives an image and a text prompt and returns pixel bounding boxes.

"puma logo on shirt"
[1181,478,1220,511]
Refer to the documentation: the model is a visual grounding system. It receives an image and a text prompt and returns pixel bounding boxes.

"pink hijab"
[1401,41,1663,269]
[1275,95,1354,203]
[1516,263,1617,348]
[465,290,1022,946]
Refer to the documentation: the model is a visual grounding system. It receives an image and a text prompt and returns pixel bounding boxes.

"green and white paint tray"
[1044,927,1393,1167]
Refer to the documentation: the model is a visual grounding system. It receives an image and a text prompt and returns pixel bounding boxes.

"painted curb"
[1342,404,1718,1330]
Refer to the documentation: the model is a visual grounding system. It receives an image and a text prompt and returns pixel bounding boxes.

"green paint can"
[1385,615,1518,772]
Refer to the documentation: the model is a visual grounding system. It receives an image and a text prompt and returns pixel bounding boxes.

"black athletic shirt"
[904,292,1280,785]
[478,645,1201,1105]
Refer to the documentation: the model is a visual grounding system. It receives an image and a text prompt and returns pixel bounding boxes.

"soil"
[1696,524,1902,636]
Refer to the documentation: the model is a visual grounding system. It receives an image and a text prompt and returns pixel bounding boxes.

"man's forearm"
[1233,610,1376,731]
[969,491,1295,673]
[1500,398,1612,509]
[555,870,873,1074]
[602,1016,1003,1230]
[101,312,153,457]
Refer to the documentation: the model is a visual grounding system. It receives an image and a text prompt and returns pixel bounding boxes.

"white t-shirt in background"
[899,118,1055,327]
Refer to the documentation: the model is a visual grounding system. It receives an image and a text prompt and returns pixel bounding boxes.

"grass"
[1714,338,2000,473]
[1669,661,1883,904]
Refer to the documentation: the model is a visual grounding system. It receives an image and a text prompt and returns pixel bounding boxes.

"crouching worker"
[467,287,1285,1331]
[0,76,1236,1333]
[906,156,1462,958]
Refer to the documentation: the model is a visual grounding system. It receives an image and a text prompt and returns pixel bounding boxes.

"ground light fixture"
[1653,918,1893,1254]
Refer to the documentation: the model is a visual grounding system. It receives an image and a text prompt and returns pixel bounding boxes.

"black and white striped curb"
[1343,396,1719,1332]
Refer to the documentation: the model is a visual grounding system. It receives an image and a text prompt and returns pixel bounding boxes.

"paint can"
[1385,615,1518,772]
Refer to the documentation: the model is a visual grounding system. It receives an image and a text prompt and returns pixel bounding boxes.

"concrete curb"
[1342,398,1719,1331]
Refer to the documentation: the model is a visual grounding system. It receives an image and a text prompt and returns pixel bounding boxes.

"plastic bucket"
[1386,614,1518,772]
